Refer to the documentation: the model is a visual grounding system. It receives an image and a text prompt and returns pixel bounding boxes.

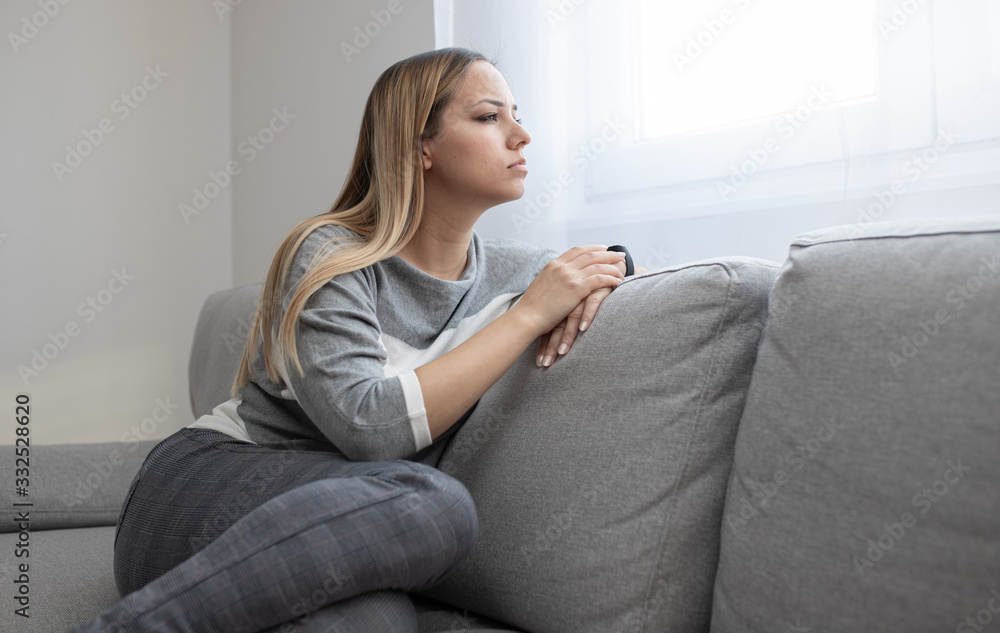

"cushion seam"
[637,262,739,632]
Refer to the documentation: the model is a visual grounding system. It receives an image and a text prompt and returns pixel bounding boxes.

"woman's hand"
[535,287,612,367]
[534,250,644,367]
[508,245,624,363]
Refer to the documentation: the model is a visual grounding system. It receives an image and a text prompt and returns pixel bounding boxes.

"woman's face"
[421,61,531,212]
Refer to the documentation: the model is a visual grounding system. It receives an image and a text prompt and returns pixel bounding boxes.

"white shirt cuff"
[397,370,431,451]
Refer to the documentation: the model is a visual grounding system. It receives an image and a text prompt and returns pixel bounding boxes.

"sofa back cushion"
[711,218,1000,632]
[421,257,778,633]
[188,283,263,417]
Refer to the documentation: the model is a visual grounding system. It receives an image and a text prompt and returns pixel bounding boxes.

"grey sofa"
[3,217,998,632]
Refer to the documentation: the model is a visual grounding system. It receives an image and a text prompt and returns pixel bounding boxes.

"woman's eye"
[479,113,522,125]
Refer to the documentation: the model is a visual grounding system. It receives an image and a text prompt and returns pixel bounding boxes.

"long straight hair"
[232,48,491,394]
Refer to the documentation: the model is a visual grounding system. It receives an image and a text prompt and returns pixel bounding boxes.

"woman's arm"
[280,240,623,459]
[415,245,624,438]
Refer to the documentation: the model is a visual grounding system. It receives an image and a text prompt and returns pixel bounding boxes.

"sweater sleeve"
[275,232,427,462]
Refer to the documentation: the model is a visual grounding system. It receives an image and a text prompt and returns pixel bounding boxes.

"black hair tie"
[607,245,634,277]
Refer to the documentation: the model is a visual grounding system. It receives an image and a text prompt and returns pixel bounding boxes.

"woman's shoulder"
[300,222,363,250]
[291,223,365,268]
[283,222,375,295]
[477,235,559,281]
[479,236,558,261]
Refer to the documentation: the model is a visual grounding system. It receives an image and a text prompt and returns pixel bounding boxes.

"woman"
[71,47,627,632]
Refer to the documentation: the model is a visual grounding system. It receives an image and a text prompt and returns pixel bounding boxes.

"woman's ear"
[420,136,434,170]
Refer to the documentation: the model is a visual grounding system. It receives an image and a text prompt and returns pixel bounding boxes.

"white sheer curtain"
[447,0,1000,268]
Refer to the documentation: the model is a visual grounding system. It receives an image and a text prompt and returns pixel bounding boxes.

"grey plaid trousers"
[68,428,477,632]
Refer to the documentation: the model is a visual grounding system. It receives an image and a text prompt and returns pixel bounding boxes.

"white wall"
[230,0,436,285]
[1,0,231,444]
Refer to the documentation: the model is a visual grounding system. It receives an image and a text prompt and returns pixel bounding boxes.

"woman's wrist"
[503,300,549,340]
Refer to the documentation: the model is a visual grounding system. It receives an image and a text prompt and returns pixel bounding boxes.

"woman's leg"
[71,428,476,633]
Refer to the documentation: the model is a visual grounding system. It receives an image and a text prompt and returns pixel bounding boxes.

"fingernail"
[536,354,543,367]
[557,343,568,355]
[542,355,553,367]
[580,321,589,331]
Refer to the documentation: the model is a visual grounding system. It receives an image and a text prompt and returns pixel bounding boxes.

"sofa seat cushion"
[711,218,1000,632]
[0,526,119,632]
[413,596,524,632]
[421,257,779,633]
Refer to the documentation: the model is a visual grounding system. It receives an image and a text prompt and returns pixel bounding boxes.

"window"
[574,0,940,207]
[635,0,877,140]
[451,0,1000,253]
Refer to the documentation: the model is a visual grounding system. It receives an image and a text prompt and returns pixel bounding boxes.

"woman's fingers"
[556,303,584,356]
[578,270,625,298]
[553,244,612,264]
[552,246,626,274]
[551,287,611,362]
[536,285,615,368]
[536,331,551,367]
[580,263,627,285]
[578,287,612,332]
[538,321,565,367]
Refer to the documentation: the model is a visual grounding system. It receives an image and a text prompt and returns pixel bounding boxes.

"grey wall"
[230,0,436,285]
[1,0,231,444]
[1,0,436,444]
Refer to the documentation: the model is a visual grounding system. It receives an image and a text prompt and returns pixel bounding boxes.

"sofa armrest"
[0,441,158,532]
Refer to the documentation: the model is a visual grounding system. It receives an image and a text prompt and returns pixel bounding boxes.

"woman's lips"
[508,159,528,173]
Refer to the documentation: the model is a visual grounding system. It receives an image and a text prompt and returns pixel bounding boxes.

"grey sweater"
[191,224,556,462]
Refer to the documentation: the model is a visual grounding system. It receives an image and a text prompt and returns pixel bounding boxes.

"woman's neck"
[397,212,476,281]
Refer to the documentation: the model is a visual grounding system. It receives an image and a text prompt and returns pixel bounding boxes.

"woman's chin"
[506,182,528,202]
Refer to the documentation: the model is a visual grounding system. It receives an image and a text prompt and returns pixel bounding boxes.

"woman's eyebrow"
[471,98,518,111]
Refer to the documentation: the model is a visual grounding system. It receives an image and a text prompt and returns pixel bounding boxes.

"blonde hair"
[232,48,491,394]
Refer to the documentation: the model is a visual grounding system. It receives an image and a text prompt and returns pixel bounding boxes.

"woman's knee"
[377,462,479,559]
